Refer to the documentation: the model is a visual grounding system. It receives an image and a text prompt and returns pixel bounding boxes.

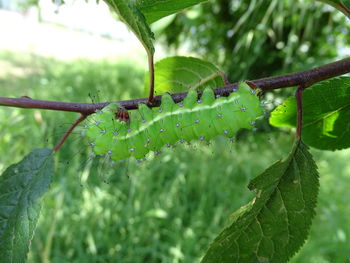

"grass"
[0,51,349,262]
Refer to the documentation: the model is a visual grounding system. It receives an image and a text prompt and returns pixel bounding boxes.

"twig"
[1,57,350,113]
[53,114,87,152]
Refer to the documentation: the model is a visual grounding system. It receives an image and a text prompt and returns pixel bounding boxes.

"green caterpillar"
[82,83,262,162]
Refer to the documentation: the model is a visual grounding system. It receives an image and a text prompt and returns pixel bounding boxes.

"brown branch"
[53,114,87,152]
[251,57,350,90]
[1,57,350,114]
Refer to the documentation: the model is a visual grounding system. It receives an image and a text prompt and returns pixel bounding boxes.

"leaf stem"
[147,53,155,104]
[53,114,87,152]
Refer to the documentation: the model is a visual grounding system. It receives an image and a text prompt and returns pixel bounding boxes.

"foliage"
[318,0,350,18]
[0,53,349,262]
[270,77,350,150]
[203,140,319,262]
[0,149,53,263]
[158,0,350,80]
[136,0,208,24]
[145,56,225,95]
[1,0,350,262]
[103,0,155,56]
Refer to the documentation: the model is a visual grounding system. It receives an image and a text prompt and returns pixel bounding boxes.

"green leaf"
[317,0,350,18]
[103,0,155,55]
[145,56,225,95]
[0,149,54,263]
[202,140,319,263]
[136,0,208,24]
[270,77,350,150]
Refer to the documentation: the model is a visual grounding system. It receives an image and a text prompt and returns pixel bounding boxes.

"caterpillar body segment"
[82,83,263,162]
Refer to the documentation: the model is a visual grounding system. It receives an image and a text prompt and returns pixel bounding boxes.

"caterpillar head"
[116,107,130,122]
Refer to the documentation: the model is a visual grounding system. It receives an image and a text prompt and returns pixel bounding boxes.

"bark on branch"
[1,57,350,114]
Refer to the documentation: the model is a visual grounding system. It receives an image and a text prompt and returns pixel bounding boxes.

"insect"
[82,83,263,162]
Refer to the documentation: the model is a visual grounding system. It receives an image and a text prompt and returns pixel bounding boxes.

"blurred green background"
[1,0,350,262]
